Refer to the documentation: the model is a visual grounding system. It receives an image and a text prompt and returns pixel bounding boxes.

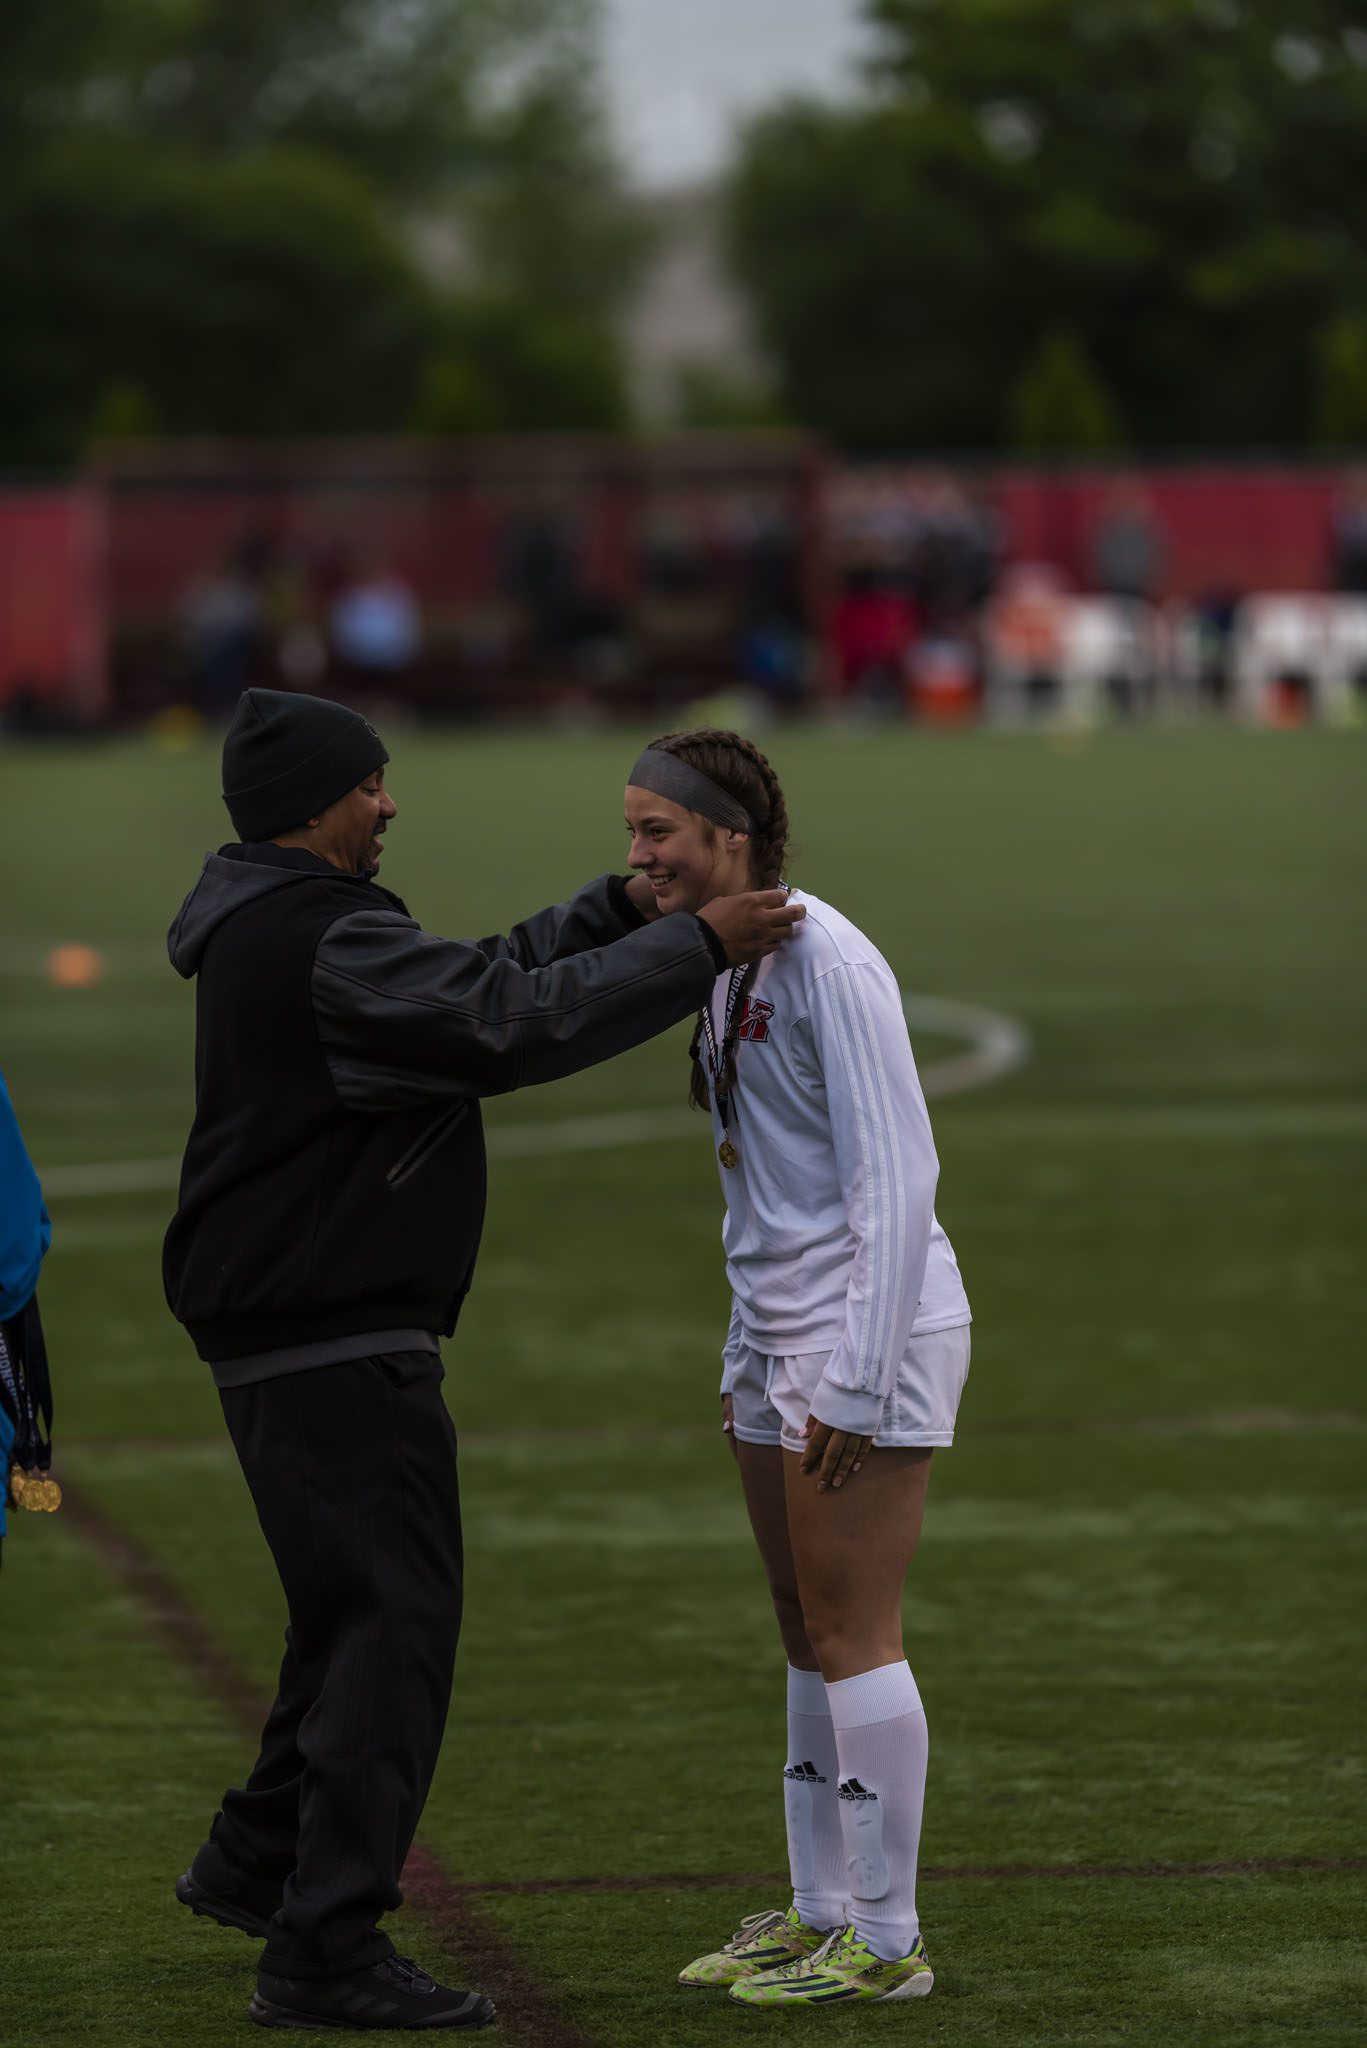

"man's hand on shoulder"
[698,889,805,965]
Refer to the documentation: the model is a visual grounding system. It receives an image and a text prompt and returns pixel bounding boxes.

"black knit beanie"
[221,689,389,842]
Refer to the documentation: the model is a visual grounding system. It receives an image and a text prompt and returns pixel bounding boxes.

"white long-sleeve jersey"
[709,890,970,1436]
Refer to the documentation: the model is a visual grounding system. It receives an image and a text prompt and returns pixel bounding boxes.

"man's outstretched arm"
[312,892,804,1110]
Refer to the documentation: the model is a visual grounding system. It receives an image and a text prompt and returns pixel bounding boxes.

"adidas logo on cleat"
[838,1777,878,1802]
[784,1760,827,1783]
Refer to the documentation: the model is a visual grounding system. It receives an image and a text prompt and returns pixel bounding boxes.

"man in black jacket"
[165,689,801,2032]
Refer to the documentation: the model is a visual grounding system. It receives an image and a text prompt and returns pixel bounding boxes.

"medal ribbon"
[697,963,757,1143]
[0,1297,54,1473]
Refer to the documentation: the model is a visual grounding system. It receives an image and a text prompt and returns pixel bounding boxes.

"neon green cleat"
[678,1906,832,1987]
[728,1924,933,2005]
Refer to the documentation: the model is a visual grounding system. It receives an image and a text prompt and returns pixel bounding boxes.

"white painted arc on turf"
[901,992,1031,1097]
[37,993,1030,1199]
[39,1100,1367,1198]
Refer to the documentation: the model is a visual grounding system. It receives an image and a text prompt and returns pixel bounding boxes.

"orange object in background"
[1268,676,1311,727]
[908,638,979,723]
[45,944,105,989]
[988,570,1072,669]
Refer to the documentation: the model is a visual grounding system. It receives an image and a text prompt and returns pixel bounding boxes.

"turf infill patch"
[60,1407,1367,1461]
[61,1479,1363,1910]
[449,1854,1367,1896]
[61,1479,599,2048]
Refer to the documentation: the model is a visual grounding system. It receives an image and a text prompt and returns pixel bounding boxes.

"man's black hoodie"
[163,844,723,1370]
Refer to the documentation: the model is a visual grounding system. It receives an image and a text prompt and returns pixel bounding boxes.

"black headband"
[627,748,755,834]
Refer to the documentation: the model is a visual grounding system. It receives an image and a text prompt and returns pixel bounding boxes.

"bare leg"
[733,1437,819,1667]
[783,1447,931,1680]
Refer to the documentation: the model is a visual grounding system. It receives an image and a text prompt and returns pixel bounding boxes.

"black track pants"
[210,1350,463,1980]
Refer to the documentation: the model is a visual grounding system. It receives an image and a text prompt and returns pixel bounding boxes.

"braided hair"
[642,728,792,1110]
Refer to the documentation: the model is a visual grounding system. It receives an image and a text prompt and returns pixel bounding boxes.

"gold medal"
[699,966,754,1177]
[10,1467,62,1513]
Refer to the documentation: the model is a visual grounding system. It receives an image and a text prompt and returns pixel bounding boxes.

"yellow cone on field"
[150,704,205,753]
[45,944,105,989]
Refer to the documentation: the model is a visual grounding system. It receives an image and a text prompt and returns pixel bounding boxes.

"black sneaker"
[176,1868,277,1941]
[249,1955,496,2030]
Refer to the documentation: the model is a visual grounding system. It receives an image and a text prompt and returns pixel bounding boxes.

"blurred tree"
[1314,315,1367,447]
[0,0,637,460]
[0,143,433,459]
[70,0,642,320]
[672,361,791,432]
[465,70,653,325]
[1010,329,1125,452]
[88,379,166,441]
[411,299,628,432]
[410,354,503,436]
[726,0,1367,449]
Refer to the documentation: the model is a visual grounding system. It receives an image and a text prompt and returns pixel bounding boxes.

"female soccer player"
[624,730,972,2009]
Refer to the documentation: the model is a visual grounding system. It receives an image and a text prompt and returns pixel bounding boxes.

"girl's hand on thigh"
[800,1416,874,1492]
[721,1393,739,1462]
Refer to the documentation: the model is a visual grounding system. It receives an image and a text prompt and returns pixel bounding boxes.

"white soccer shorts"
[727,1324,971,1453]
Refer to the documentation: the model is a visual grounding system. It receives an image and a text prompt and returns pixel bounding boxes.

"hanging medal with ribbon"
[0,1301,61,1514]
[696,963,756,1169]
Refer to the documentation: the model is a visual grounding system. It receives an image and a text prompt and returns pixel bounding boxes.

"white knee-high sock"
[826,1661,927,1962]
[783,1665,847,1932]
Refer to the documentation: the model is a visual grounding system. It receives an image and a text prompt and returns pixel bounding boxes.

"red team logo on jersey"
[737,997,775,1042]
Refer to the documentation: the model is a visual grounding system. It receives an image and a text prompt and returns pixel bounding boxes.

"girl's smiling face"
[624,785,753,916]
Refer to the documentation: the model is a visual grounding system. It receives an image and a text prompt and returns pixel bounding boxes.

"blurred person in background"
[0,1062,56,1565]
[328,560,423,695]
[983,561,1073,717]
[1329,470,1367,593]
[832,568,919,710]
[180,535,272,717]
[903,477,1000,722]
[830,474,918,709]
[622,730,971,2009]
[634,492,731,691]
[1090,481,1164,603]
[262,541,329,694]
[730,492,809,713]
[637,491,712,601]
[163,688,802,2033]
[499,494,628,705]
[500,492,583,668]
[912,475,1001,631]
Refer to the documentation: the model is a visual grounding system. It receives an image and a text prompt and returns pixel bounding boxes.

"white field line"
[59,1408,1367,1461]
[36,998,1367,1200]
[949,1102,1367,1141]
[902,993,1031,1097]
[43,1158,186,1198]
[38,994,1028,1199]
[39,1097,1367,1199]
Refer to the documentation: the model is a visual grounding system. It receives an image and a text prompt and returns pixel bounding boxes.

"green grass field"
[2,724,1364,2046]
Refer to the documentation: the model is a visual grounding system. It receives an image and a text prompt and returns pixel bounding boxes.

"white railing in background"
[980,578,1367,726]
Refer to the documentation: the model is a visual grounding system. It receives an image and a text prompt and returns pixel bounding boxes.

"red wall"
[989,465,1343,597]
[96,453,1354,624]
[0,488,107,715]
[92,438,826,623]
[3,453,1354,721]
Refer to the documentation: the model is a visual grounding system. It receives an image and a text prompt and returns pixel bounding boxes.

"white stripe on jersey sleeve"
[811,961,939,1431]
[826,963,906,1383]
